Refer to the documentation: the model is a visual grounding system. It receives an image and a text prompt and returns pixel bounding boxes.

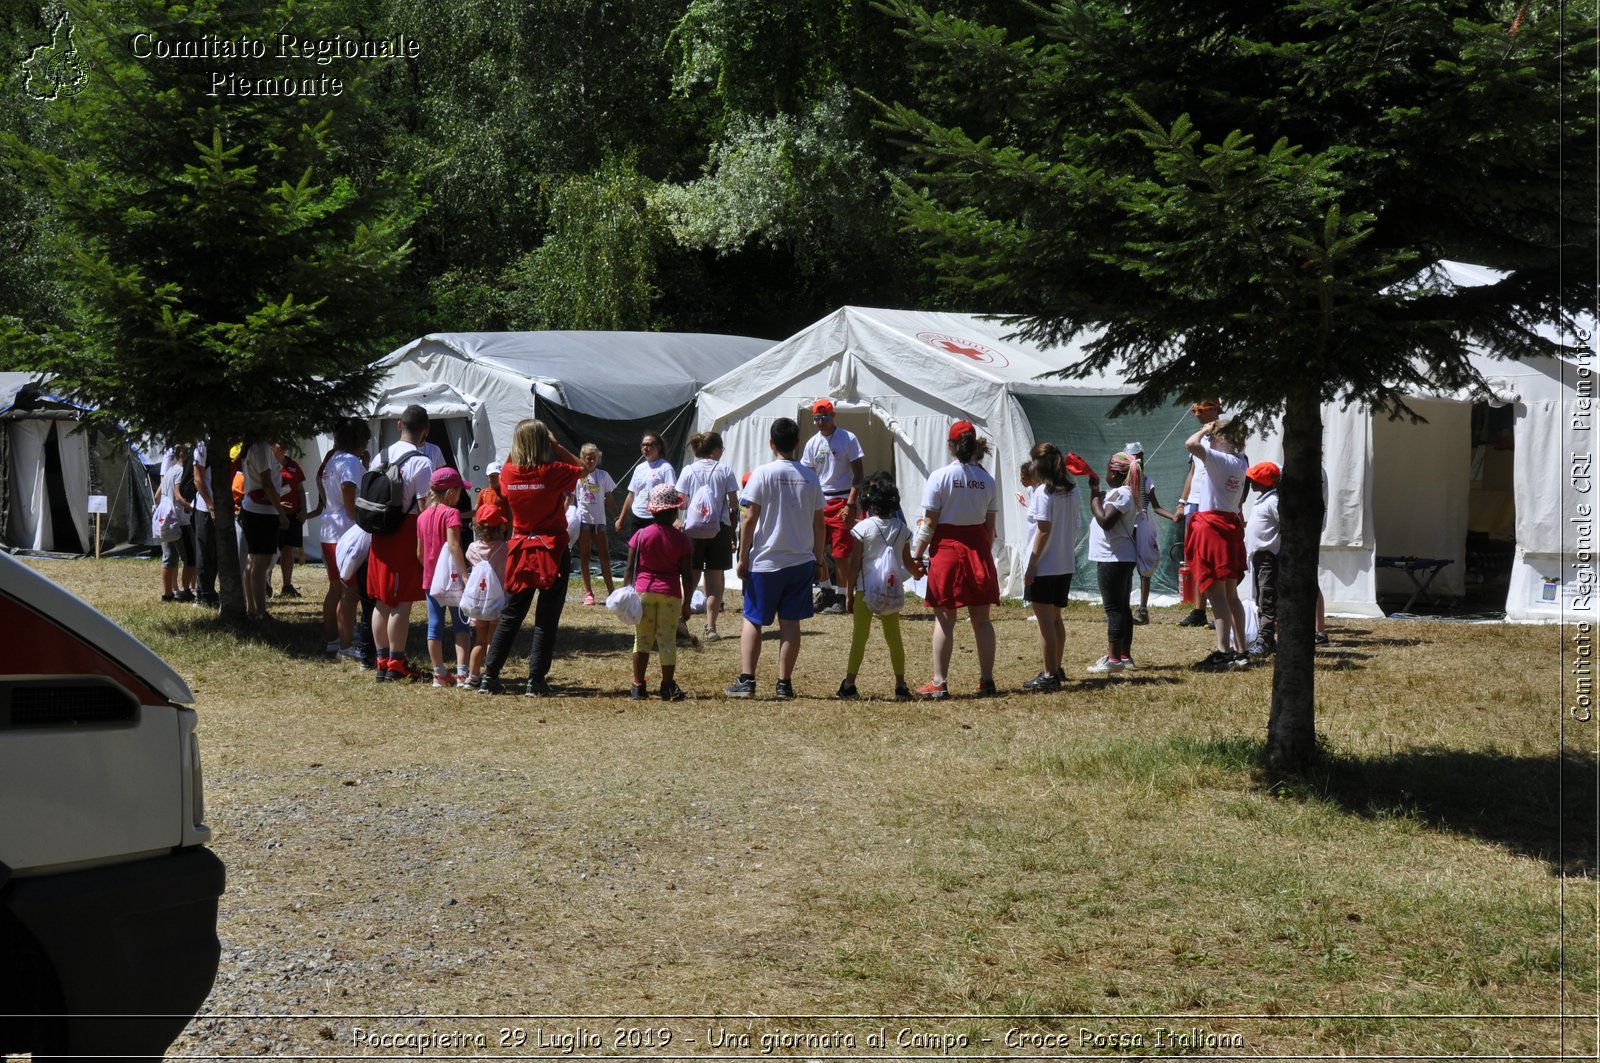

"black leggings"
[1097,561,1136,647]
[484,548,572,682]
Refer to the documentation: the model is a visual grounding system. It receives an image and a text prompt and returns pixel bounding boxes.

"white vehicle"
[0,551,223,1061]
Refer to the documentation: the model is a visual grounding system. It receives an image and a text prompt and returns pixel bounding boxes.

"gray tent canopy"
[0,374,155,556]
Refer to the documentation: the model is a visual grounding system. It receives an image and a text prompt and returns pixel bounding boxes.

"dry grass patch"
[24,557,1596,1058]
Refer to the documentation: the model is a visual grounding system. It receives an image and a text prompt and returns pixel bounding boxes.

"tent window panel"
[1014,395,1192,600]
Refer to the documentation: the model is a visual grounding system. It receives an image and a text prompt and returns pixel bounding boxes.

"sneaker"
[1191,650,1232,672]
[325,639,341,655]
[174,589,196,603]
[1313,631,1330,646]
[813,587,837,611]
[1133,606,1149,625]
[374,658,393,683]
[524,677,551,697]
[387,659,425,683]
[894,683,913,701]
[477,676,506,695]
[336,645,363,662]
[462,673,481,690]
[1229,652,1252,670]
[432,673,455,688]
[725,675,757,699]
[975,678,999,697]
[658,681,686,702]
[774,679,796,700]
[584,592,596,606]
[628,682,648,700]
[1178,608,1209,627]
[279,584,301,599]
[703,627,721,643]
[1247,637,1274,656]
[835,680,860,700]
[820,599,847,615]
[915,680,950,700]
[1022,670,1062,692]
[1086,655,1115,674]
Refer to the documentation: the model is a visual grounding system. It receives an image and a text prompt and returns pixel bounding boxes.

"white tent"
[0,375,155,555]
[693,292,1595,623]
[357,331,774,478]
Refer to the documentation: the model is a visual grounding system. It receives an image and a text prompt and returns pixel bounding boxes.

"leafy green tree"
[2,0,416,619]
[880,0,1596,771]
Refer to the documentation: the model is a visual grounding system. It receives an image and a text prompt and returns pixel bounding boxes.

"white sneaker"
[324,639,340,654]
[336,645,363,661]
[1086,655,1115,674]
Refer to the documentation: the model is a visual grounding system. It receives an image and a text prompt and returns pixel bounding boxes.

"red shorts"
[366,514,424,606]
[321,541,355,588]
[822,496,854,560]
[1188,510,1245,597]
[924,523,999,610]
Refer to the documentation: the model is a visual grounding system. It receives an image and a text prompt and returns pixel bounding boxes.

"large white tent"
[0,375,154,556]
[692,292,1595,623]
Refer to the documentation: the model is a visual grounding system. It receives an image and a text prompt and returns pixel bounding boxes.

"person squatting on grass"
[1022,443,1080,692]
[1087,452,1139,673]
[480,419,583,697]
[461,503,509,689]
[912,420,1001,699]
[836,474,921,701]
[1243,461,1282,656]
[310,417,370,659]
[418,466,474,687]
[369,405,436,682]
[674,431,741,642]
[802,398,865,614]
[726,417,826,701]
[625,484,696,701]
[1185,414,1251,671]
[573,443,618,606]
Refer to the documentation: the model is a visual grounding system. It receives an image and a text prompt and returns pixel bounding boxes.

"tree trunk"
[1266,387,1323,774]
[206,437,246,623]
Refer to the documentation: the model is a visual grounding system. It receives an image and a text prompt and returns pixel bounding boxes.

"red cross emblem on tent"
[917,332,1010,368]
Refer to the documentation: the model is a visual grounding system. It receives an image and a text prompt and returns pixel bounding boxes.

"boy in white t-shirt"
[725,418,826,700]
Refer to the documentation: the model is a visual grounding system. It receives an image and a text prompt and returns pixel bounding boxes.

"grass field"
[25,556,1598,1059]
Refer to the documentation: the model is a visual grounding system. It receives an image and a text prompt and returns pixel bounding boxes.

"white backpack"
[860,524,907,615]
[682,483,721,539]
[460,559,507,620]
[151,496,183,543]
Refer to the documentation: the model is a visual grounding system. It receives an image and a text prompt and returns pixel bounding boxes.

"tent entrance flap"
[1014,393,1191,600]
[1371,398,1471,610]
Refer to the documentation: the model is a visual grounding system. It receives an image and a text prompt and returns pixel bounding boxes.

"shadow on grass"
[1304,746,1597,877]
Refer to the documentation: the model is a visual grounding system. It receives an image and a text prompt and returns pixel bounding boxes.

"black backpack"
[354,447,414,535]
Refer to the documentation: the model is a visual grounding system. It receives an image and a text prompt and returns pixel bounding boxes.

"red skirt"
[925,523,999,610]
[367,513,424,606]
[1188,510,1245,597]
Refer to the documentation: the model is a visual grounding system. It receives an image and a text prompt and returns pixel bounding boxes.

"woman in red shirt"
[479,419,583,696]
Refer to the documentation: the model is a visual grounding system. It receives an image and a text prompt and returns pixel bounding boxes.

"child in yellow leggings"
[837,474,924,700]
[626,484,695,700]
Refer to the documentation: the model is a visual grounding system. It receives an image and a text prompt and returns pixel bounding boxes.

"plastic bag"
[566,504,582,542]
[430,548,465,607]
[605,584,643,626]
[460,559,507,620]
[335,525,371,581]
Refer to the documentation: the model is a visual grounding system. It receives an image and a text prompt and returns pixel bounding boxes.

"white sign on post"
[86,495,108,515]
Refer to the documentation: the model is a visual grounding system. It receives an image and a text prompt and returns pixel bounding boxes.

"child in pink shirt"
[625,484,694,701]
[417,468,472,687]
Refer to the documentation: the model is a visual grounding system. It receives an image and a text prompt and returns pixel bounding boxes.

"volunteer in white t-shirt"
[801,398,865,612]
[725,418,826,701]
[1185,415,1251,671]
[614,433,676,538]
[309,417,371,658]
[1021,443,1081,691]
[910,420,1000,699]
[1086,451,1140,673]
[238,438,287,620]
[674,431,741,641]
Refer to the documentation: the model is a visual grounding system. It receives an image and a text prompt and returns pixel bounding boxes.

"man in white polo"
[800,398,864,613]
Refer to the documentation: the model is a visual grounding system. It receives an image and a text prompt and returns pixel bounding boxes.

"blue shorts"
[426,594,469,640]
[742,562,816,627]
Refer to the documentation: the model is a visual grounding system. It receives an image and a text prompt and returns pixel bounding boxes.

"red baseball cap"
[1246,461,1281,488]
[949,420,975,441]
[811,398,835,417]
